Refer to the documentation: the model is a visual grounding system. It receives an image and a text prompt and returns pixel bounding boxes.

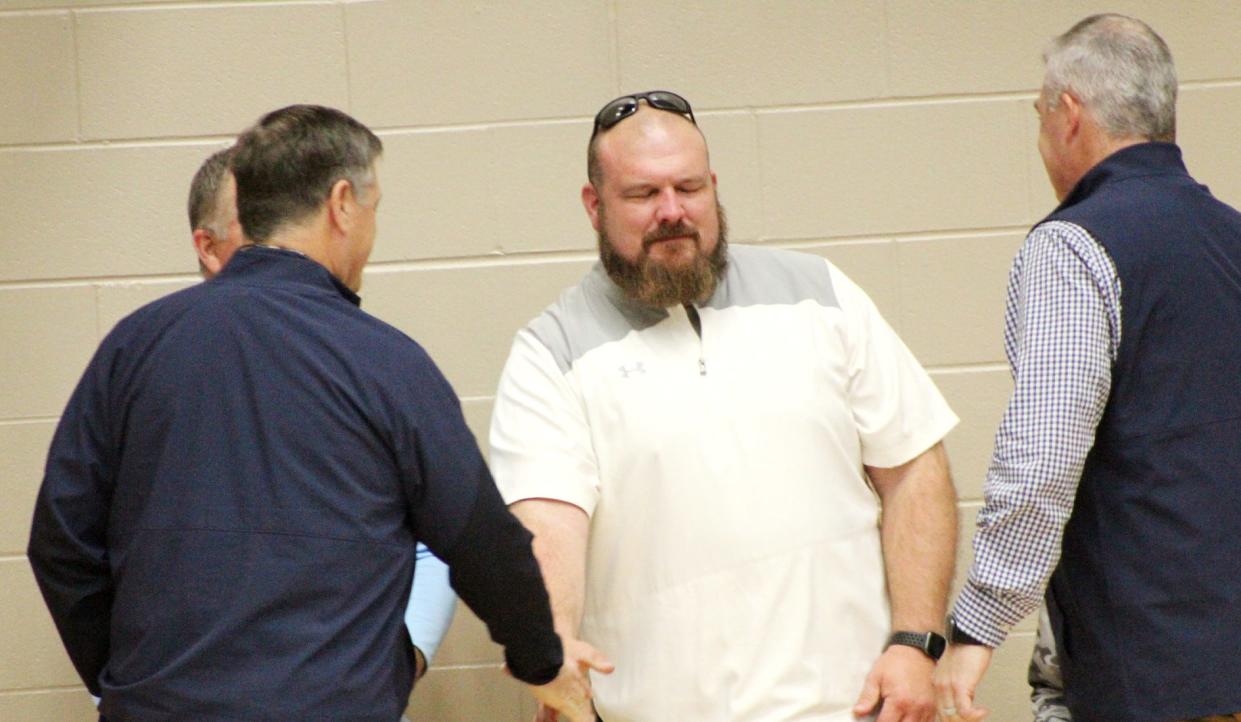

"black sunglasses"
[590,90,696,139]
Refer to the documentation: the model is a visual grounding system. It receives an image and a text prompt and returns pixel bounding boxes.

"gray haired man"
[187,146,245,276]
[935,15,1241,722]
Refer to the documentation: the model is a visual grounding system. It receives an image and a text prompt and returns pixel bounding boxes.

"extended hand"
[526,637,614,722]
[852,645,937,722]
[932,644,992,721]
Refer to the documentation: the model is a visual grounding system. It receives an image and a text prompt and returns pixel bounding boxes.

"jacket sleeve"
[396,353,562,685]
[27,348,119,696]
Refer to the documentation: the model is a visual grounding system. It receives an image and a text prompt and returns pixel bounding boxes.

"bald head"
[588,104,708,189]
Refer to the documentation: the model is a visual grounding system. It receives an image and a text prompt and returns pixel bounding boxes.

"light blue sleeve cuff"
[405,543,457,664]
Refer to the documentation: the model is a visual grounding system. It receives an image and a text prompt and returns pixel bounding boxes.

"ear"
[1059,91,1084,141]
[326,178,355,235]
[582,182,602,232]
[192,229,225,277]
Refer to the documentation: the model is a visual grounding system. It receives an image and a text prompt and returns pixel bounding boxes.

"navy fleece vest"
[1043,143,1241,722]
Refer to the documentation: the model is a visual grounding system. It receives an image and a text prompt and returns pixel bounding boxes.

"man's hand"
[932,644,992,721]
[852,645,937,722]
[414,646,428,680]
[526,637,614,722]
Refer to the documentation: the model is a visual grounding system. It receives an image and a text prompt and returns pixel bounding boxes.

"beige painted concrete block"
[0,12,76,145]
[758,100,1028,240]
[889,0,1241,97]
[1023,102,1060,223]
[405,664,532,721]
[698,112,762,243]
[897,232,1022,367]
[933,369,1011,502]
[796,241,901,331]
[0,421,56,555]
[886,1,1053,97]
[0,286,96,419]
[372,129,492,261]
[347,0,611,128]
[375,113,759,266]
[1180,85,1241,210]
[951,503,982,602]
[0,689,97,722]
[1112,0,1241,82]
[489,124,597,256]
[76,4,347,140]
[616,0,886,108]
[1049,2,1241,83]
[433,601,502,667]
[1,0,162,7]
[0,144,225,282]
[362,260,593,398]
[374,123,591,262]
[0,559,82,689]
[976,630,1037,722]
[96,280,197,340]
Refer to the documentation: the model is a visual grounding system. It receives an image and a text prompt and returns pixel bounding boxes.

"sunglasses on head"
[590,90,696,139]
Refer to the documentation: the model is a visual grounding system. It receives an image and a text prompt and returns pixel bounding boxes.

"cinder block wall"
[3,1,1239,719]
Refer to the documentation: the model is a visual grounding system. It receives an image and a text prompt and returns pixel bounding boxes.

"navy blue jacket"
[28,246,561,721]
[1043,143,1241,721]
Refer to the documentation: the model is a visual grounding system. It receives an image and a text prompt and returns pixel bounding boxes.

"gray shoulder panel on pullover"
[527,244,839,374]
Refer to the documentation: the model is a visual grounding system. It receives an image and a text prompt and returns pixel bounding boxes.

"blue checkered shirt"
[952,220,1122,646]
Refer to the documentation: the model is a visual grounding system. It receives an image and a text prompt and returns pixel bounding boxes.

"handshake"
[524,637,614,722]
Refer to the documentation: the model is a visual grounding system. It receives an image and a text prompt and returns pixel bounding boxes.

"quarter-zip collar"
[221,244,362,307]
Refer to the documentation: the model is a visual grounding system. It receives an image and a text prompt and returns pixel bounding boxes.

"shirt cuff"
[951,582,1017,648]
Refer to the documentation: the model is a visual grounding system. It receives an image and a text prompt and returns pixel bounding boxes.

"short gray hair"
[187,146,235,236]
[1043,14,1177,142]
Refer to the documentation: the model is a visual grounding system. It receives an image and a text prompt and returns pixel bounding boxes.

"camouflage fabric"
[1029,605,1071,722]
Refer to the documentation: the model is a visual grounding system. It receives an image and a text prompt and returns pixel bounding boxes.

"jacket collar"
[1053,141,1188,213]
[219,244,361,307]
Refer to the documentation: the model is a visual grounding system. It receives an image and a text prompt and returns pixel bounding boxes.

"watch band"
[946,615,986,646]
[886,630,947,661]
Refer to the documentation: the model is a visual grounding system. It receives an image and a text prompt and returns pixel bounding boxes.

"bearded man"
[490,91,960,722]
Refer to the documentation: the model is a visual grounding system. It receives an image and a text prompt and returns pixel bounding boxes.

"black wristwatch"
[885,630,947,661]
[946,615,985,646]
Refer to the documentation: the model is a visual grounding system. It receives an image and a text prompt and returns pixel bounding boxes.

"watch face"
[926,633,946,660]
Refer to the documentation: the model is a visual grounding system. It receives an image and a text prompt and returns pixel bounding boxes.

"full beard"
[598,203,729,308]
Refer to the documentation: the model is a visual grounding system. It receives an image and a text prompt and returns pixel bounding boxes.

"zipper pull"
[699,358,707,376]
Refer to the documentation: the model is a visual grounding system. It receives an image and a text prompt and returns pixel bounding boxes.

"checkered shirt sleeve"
[952,221,1121,646]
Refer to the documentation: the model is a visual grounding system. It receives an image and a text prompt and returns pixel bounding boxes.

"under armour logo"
[618,362,646,378]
